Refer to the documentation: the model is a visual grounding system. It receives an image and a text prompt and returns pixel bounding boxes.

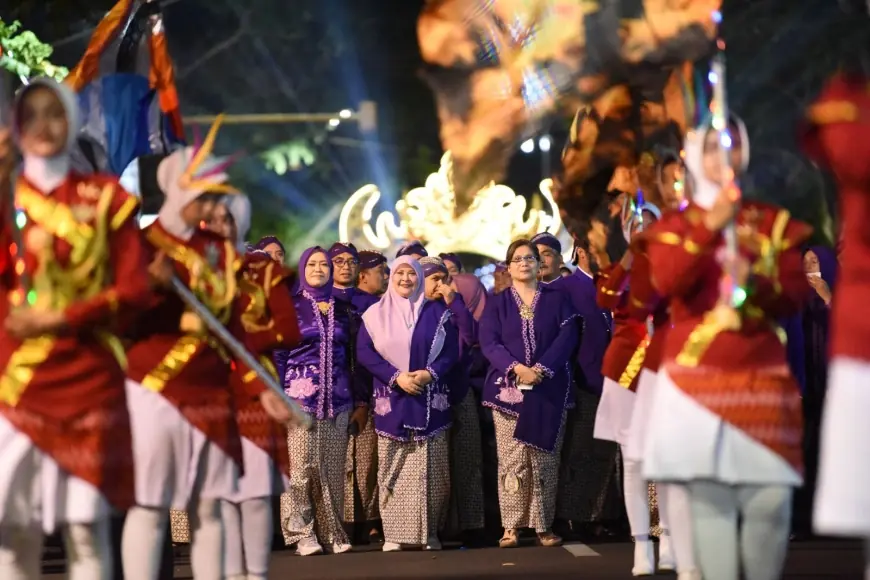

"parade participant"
[276,246,363,556]
[479,240,580,549]
[0,77,150,580]
[329,242,364,305]
[209,195,302,580]
[419,257,486,540]
[532,232,564,283]
[253,235,286,264]
[622,184,688,576]
[642,119,810,580]
[121,117,295,580]
[439,252,463,276]
[356,257,460,552]
[591,196,665,575]
[395,240,428,260]
[357,250,389,297]
[491,262,511,295]
[804,21,870,570]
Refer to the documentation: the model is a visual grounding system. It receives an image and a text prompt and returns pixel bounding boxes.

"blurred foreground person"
[121,118,295,580]
[0,77,150,580]
[642,120,810,580]
[210,196,302,580]
[804,38,870,578]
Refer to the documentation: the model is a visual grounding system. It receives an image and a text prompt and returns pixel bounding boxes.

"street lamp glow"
[538,135,551,152]
[520,139,535,154]
[328,118,340,128]
[339,109,352,119]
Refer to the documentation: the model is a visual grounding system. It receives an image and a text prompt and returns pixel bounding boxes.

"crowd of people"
[0,72,853,580]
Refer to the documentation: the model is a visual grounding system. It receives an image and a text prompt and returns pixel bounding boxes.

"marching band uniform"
[642,125,811,580]
[221,195,301,580]
[121,120,253,580]
[805,72,870,570]
[623,231,687,575]
[0,77,150,580]
[591,254,659,574]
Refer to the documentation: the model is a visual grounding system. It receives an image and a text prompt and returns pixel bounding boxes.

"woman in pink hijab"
[356,256,461,551]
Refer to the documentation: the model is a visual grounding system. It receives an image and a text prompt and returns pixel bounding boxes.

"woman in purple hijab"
[356,256,460,551]
[254,235,286,263]
[480,239,581,549]
[419,257,486,539]
[275,246,364,556]
[798,245,837,533]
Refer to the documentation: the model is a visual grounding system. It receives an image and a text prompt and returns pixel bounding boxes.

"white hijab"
[683,117,750,210]
[362,256,428,372]
[14,77,82,193]
[223,194,251,252]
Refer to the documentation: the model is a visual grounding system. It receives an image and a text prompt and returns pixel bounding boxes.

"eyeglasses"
[333,258,359,267]
[511,256,537,264]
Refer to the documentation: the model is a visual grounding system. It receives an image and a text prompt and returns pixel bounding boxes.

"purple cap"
[531,232,562,253]
[328,241,359,261]
[396,240,428,258]
[359,249,387,270]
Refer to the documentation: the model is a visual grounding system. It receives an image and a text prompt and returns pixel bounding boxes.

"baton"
[169,275,312,428]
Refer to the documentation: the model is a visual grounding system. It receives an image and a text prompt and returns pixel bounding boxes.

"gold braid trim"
[618,334,650,389]
[141,336,204,392]
[675,305,741,368]
[0,337,56,406]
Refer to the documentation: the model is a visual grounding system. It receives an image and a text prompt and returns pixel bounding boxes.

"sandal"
[537,531,563,547]
[499,528,519,548]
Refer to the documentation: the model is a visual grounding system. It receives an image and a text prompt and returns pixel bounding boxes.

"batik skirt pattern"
[493,411,566,532]
[343,411,379,523]
[445,390,485,533]
[377,432,450,545]
[280,412,351,548]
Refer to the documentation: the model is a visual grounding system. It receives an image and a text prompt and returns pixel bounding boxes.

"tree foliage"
[0,19,68,81]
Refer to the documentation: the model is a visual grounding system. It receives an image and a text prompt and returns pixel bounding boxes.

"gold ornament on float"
[338,152,571,261]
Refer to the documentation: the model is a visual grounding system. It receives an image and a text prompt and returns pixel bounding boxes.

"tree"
[0,19,68,81]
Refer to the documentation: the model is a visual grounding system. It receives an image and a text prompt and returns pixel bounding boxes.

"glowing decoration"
[15,210,25,229]
[262,140,317,175]
[338,152,570,261]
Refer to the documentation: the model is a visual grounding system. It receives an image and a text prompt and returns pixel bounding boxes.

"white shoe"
[677,570,702,580]
[657,534,676,571]
[424,536,442,551]
[632,539,655,576]
[296,536,323,556]
[382,541,402,552]
[332,542,353,554]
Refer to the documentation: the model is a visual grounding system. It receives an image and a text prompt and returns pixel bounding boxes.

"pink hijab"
[452,273,487,321]
[361,256,427,372]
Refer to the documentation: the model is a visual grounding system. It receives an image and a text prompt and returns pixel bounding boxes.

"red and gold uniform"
[641,201,810,484]
[592,260,648,444]
[805,72,870,537]
[125,220,251,508]
[621,242,670,462]
[0,170,149,527]
[230,252,300,498]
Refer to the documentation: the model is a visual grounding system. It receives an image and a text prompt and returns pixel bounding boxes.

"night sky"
[7,0,863,244]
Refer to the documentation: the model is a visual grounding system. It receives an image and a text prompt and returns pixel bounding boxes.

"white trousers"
[0,520,112,580]
[222,498,273,580]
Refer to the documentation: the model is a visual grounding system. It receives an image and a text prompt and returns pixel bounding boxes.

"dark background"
[6,0,862,249]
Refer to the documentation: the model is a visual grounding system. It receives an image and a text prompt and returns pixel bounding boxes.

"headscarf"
[453,273,487,321]
[682,116,750,210]
[531,232,562,253]
[297,246,333,301]
[805,245,838,290]
[223,194,251,252]
[14,77,81,193]
[362,256,427,372]
[439,252,463,272]
[359,250,387,270]
[156,116,239,240]
[254,235,285,253]
[396,240,428,258]
[328,241,359,261]
[419,256,448,278]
